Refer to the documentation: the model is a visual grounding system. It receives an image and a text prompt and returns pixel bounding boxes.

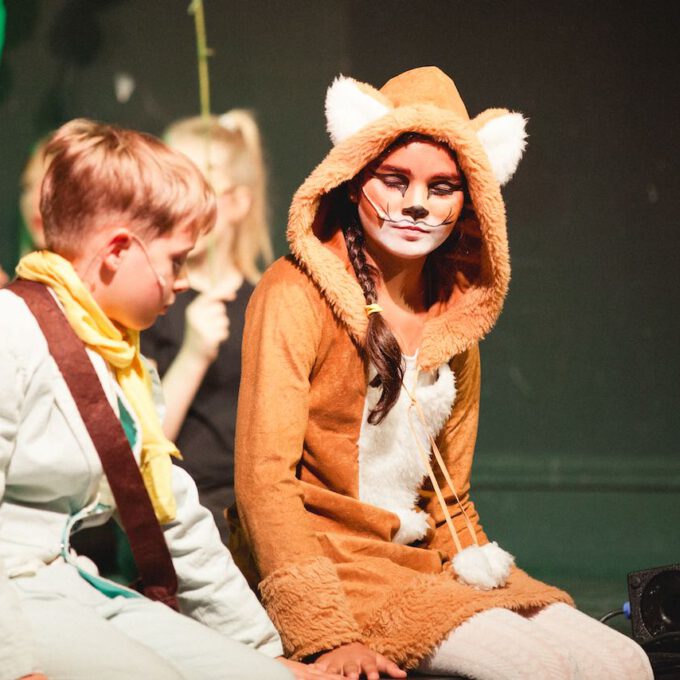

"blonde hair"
[40,118,216,257]
[164,110,273,284]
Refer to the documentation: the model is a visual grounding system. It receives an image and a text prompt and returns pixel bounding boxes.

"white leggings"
[417,603,652,679]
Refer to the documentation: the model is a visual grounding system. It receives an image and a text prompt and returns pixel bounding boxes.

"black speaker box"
[627,563,680,678]
[627,563,680,645]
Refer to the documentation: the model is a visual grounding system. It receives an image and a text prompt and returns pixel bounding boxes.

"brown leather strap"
[8,279,179,610]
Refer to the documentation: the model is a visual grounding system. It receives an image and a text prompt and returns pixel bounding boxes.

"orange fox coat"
[232,67,572,667]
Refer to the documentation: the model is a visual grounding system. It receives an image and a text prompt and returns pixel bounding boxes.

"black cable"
[599,608,625,624]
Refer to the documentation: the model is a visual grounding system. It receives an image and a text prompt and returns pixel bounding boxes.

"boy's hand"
[0,265,8,287]
[314,643,407,679]
[276,657,343,679]
[19,675,48,679]
[183,290,234,363]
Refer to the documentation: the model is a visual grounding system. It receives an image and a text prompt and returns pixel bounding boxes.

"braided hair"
[344,216,403,425]
[342,132,466,424]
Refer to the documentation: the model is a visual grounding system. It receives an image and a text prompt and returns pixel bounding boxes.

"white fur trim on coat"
[358,360,456,545]
[476,112,528,186]
[325,76,391,146]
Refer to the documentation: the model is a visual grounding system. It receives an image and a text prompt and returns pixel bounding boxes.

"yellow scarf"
[17,251,180,524]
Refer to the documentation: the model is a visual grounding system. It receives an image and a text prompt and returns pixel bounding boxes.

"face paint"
[360,183,460,231]
[356,140,465,261]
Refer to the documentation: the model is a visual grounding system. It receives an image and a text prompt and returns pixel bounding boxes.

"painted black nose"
[402,204,428,220]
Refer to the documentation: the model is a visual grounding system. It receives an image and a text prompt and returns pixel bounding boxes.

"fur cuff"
[452,541,515,590]
[259,556,362,659]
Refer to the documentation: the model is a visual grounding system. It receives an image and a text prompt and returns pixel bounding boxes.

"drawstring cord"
[403,368,479,554]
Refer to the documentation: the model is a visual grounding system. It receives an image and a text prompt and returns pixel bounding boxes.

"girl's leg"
[417,607,580,679]
[527,603,653,680]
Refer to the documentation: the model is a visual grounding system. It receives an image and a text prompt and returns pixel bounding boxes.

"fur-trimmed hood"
[287,66,526,371]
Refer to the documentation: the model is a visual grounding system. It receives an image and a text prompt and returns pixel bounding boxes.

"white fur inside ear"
[325,76,391,146]
[452,541,515,590]
[477,112,528,186]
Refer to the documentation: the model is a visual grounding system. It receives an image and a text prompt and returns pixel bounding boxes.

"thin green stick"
[188,0,213,120]
[187,1,218,284]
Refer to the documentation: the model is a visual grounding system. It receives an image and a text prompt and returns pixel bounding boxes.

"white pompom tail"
[452,541,515,590]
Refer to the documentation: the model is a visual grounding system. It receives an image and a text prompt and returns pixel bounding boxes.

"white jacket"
[0,288,283,680]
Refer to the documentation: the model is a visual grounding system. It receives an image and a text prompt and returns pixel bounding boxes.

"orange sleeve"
[235,258,362,659]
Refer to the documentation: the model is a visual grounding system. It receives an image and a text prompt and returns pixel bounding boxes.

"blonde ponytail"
[218,109,273,282]
[164,110,273,284]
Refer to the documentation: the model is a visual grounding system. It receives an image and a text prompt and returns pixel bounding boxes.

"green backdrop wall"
[1,0,678,620]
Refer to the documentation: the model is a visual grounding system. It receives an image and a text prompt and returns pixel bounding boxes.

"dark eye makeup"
[378,173,408,187]
[429,181,463,196]
[376,173,462,197]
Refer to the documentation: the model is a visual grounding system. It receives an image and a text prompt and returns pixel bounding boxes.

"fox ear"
[325,75,391,146]
[475,111,528,186]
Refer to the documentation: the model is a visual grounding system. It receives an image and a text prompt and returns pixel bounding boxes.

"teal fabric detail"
[114,519,138,585]
[117,396,138,448]
[66,399,141,599]
[77,566,142,600]
[114,397,140,584]
[61,505,142,600]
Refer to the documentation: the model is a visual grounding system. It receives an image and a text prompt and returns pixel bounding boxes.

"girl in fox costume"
[233,67,652,679]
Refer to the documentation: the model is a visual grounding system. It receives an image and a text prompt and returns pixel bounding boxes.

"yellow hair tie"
[365,303,383,316]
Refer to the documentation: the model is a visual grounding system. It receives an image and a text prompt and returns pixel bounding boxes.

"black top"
[141,282,254,496]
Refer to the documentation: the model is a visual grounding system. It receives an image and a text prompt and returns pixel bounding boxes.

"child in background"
[141,110,273,544]
[0,138,50,289]
[0,119,301,680]
[19,136,50,252]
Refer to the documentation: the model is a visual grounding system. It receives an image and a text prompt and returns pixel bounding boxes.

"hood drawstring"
[404,366,515,591]
[403,368,479,553]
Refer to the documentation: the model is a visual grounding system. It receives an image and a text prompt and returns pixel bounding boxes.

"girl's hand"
[0,266,8,287]
[19,675,48,680]
[276,657,343,679]
[314,643,407,679]
[183,290,233,363]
